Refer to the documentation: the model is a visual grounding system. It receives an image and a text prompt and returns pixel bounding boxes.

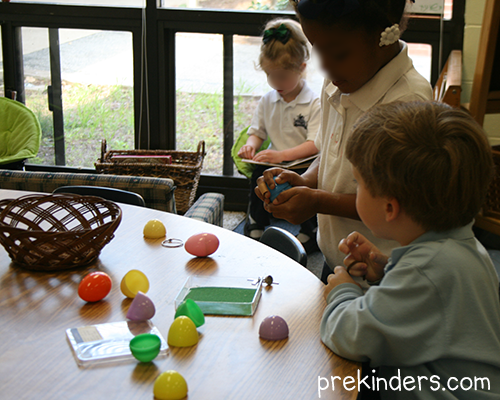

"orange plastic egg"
[185,233,219,257]
[78,272,112,302]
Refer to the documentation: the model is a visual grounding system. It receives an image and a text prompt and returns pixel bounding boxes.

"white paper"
[411,0,445,15]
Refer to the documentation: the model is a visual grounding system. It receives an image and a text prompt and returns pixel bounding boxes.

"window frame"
[0,0,465,210]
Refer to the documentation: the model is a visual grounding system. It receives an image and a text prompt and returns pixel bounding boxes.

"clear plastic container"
[66,320,168,366]
[174,275,263,316]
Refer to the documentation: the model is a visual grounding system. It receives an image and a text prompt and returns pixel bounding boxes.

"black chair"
[259,226,307,267]
[53,185,146,207]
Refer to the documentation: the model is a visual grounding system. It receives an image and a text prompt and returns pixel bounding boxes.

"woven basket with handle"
[95,140,206,214]
[0,193,122,271]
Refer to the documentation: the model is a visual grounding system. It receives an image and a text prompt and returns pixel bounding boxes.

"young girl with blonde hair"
[238,18,320,247]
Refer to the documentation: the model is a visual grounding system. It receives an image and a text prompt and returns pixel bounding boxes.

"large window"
[175,32,223,175]
[21,28,134,167]
[1,0,464,200]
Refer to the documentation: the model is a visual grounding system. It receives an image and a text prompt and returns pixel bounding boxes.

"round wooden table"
[0,189,359,399]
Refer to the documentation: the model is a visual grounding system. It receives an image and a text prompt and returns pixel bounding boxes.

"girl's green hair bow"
[263,24,291,45]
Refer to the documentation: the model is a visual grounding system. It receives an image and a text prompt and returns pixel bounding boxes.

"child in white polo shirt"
[255,0,433,280]
[238,18,320,245]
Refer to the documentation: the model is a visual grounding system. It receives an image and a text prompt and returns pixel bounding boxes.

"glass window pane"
[23,27,55,165]
[407,43,432,83]
[161,0,454,18]
[22,28,134,167]
[444,0,453,19]
[161,0,293,11]
[176,32,223,175]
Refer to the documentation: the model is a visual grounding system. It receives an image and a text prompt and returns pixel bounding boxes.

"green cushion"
[231,127,271,179]
[0,97,42,165]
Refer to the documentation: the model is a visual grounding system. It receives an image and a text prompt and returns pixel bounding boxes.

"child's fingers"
[239,147,252,159]
[346,260,367,277]
[333,266,350,276]
[255,181,272,203]
[370,251,389,266]
[338,238,348,254]
[254,185,268,202]
[262,168,283,189]
[271,185,299,205]
[253,152,265,162]
[345,231,362,246]
[327,271,337,284]
[333,266,362,288]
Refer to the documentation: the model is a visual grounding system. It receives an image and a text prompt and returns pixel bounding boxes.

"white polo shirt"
[248,81,321,151]
[315,41,433,268]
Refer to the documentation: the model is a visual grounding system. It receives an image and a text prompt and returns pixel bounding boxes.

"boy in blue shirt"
[321,101,500,399]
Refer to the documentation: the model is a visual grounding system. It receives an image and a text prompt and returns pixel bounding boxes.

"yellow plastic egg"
[120,269,150,298]
[153,370,188,400]
[143,219,166,239]
[167,316,199,347]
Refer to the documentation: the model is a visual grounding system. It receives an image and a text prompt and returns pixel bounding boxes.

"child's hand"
[253,149,283,164]
[338,232,388,283]
[263,186,317,225]
[324,266,361,300]
[238,145,256,160]
[255,168,307,203]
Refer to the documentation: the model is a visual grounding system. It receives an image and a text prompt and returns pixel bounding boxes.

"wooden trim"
[434,49,462,108]
[475,214,500,237]
[468,0,500,125]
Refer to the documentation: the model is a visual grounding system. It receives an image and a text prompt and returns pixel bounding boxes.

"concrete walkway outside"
[1,23,430,97]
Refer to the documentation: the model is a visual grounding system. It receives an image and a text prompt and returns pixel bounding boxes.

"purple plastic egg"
[126,291,156,321]
[259,315,289,341]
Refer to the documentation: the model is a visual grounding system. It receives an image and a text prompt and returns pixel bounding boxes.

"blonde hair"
[258,18,310,73]
[346,101,494,232]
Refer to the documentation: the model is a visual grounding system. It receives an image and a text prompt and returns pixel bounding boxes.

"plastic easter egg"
[129,333,161,362]
[167,316,199,347]
[184,233,219,257]
[259,315,289,341]
[143,219,166,239]
[126,291,156,321]
[174,298,205,327]
[121,269,150,298]
[267,177,292,202]
[153,370,188,400]
[78,271,112,302]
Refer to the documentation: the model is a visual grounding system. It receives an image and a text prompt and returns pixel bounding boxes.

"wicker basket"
[0,193,122,271]
[95,140,206,214]
[483,145,500,219]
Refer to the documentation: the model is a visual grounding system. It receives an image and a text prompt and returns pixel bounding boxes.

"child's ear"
[385,197,400,222]
[300,62,306,72]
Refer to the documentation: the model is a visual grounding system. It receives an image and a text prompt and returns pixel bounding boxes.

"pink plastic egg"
[259,315,289,341]
[185,233,219,257]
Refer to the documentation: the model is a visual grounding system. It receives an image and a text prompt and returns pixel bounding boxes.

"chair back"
[260,226,307,267]
[433,50,462,108]
[231,126,271,179]
[0,97,41,168]
[53,185,146,207]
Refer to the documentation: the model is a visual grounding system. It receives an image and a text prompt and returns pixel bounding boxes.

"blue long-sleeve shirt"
[321,223,500,399]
